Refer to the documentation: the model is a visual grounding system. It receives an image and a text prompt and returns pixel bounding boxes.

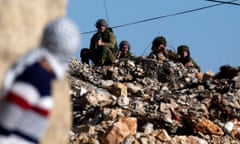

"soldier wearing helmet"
[95,19,108,28]
[148,36,177,63]
[81,18,117,66]
[116,40,135,60]
[177,45,200,72]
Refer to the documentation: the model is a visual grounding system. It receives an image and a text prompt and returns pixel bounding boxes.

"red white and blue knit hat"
[41,17,80,64]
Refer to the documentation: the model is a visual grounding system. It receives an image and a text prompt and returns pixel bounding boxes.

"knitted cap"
[41,17,81,63]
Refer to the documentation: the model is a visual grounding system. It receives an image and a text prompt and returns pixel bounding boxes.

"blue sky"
[67,0,240,73]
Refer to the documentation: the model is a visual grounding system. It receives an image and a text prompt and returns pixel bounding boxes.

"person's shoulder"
[15,62,53,95]
[166,49,177,54]
[106,27,114,33]
[166,49,178,60]
[90,32,99,40]
[26,62,53,81]
[129,52,134,56]
[147,52,155,58]
[107,31,115,36]
[107,31,116,39]
[105,28,115,35]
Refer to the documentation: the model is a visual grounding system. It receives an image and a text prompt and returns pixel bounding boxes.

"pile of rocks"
[68,57,240,144]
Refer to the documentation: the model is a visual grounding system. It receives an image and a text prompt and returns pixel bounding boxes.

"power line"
[103,0,110,25]
[81,0,110,35]
[206,0,240,6]
[81,0,238,35]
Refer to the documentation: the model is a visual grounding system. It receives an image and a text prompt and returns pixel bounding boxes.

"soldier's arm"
[89,33,99,50]
[103,32,116,49]
[167,50,178,61]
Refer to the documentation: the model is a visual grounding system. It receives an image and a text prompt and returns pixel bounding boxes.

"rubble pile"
[68,58,240,144]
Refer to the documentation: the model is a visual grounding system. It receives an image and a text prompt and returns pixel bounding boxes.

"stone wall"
[69,58,240,144]
[0,0,72,143]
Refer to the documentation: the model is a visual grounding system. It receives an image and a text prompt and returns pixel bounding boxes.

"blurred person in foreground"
[0,17,80,144]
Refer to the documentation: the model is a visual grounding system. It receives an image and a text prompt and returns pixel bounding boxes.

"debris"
[69,58,240,143]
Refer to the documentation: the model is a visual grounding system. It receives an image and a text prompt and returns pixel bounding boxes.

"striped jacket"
[0,62,54,144]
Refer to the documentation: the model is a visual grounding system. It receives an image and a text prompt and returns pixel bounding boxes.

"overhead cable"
[81,0,238,35]
[103,0,111,24]
[206,0,240,6]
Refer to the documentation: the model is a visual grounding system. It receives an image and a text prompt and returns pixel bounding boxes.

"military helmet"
[177,45,189,55]
[119,40,131,50]
[152,36,167,46]
[95,19,108,28]
[151,36,167,51]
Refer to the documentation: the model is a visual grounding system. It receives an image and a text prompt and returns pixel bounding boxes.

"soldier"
[116,40,135,60]
[177,45,201,72]
[80,19,117,66]
[148,36,177,63]
[0,17,80,144]
[80,47,90,64]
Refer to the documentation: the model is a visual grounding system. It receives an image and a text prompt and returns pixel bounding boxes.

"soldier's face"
[122,45,129,53]
[181,51,189,58]
[98,25,107,32]
[155,44,165,52]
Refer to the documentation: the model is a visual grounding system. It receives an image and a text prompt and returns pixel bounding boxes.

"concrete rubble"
[68,57,240,144]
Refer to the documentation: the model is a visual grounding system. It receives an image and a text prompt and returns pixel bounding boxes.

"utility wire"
[206,0,240,6]
[111,0,238,29]
[141,32,161,56]
[82,0,111,35]
[81,0,237,35]
[103,0,110,25]
[140,0,237,56]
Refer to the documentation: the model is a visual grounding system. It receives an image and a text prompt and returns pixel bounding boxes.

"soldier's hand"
[98,39,104,46]
[186,61,194,67]
[116,51,121,58]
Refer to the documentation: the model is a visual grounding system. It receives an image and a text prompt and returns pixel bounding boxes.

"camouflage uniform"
[89,28,116,66]
[148,36,178,62]
[80,19,117,66]
[116,40,135,60]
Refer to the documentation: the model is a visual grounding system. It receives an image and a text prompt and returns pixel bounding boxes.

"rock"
[153,129,171,142]
[172,136,208,144]
[109,82,128,97]
[125,82,142,94]
[191,117,224,136]
[86,88,113,107]
[69,59,240,143]
[224,118,240,139]
[102,108,124,121]
[142,123,154,134]
[100,80,114,89]
[117,96,130,108]
[233,74,240,89]
[102,117,137,144]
